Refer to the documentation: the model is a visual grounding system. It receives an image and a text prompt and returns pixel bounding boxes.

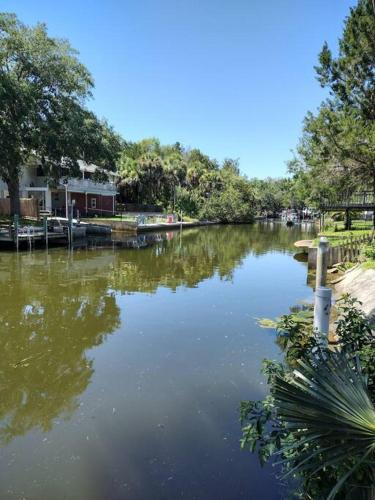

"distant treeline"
[116,138,304,220]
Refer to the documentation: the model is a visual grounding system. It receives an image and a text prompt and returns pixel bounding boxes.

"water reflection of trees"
[0,252,120,444]
[0,222,312,444]
[109,223,314,293]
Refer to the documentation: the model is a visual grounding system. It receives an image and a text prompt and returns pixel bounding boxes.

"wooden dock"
[86,218,217,234]
[0,224,86,248]
[0,230,67,247]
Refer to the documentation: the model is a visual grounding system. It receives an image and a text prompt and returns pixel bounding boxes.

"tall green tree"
[251,177,296,216]
[290,0,375,209]
[0,13,120,215]
[316,0,375,120]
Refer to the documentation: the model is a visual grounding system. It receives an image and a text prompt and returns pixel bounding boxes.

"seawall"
[334,265,375,319]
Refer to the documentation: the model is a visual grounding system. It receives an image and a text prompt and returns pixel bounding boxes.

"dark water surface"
[0,222,315,500]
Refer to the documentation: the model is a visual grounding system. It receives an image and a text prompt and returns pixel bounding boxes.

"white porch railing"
[63,178,117,195]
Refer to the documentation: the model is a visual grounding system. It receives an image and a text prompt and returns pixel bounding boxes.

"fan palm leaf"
[273,349,375,499]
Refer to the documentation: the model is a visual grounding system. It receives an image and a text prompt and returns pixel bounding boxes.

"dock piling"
[43,215,48,250]
[14,214,19,252]
[67,202,73,248]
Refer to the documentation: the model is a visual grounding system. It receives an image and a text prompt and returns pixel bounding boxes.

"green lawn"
[315,229,373,247]
[322,219,373,232]
[314,218,375,268]
[314,219,374,247]
[361,260,375,270]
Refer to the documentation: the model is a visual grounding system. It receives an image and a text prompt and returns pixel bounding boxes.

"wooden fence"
[0,198,40,218]
[308,233,374,269]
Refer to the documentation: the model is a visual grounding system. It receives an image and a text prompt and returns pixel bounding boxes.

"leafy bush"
[241,296,375,499]
[362,242,375,260]
[174,187,200,217]
[199,187,255,223]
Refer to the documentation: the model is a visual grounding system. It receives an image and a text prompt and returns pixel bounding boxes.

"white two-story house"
[0,161,118,217]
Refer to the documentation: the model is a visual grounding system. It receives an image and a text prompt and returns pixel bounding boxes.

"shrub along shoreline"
[241,296,375,498]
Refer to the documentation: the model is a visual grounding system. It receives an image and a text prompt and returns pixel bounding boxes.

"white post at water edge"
[314,286,332,334]
[314,237,331,334]
[316,236,329,288]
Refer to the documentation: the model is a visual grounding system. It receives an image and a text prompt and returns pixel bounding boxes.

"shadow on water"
[0,222,315,499]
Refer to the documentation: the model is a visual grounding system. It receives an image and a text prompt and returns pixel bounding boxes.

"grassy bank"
[361,260,375,270]
[314,219,373,247]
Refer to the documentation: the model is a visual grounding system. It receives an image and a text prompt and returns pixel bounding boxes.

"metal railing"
[116,213,177,225]
[65,178,117,194]
[320,191,375,208]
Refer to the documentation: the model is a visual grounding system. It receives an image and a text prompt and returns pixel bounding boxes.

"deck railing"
[320,191,375,209]
[65,178,117,194]
[117,213,177,225]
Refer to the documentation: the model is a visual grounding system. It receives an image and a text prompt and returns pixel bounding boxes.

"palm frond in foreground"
[274,350,375,499]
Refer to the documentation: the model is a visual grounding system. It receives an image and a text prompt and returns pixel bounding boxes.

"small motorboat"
[282,209,299,226]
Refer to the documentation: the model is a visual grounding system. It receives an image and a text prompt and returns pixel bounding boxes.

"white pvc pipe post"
[316,236,329,288]
[67,202,72,248]
[44,215,48,250]
[313,286,332,335]
[65,183,68,219]
[14,214,19,252]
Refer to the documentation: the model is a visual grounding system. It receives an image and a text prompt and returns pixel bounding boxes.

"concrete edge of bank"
[333,265,375,319]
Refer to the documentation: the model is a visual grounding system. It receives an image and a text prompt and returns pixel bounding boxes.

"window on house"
[91,198,97,209]
[36,165,44,177]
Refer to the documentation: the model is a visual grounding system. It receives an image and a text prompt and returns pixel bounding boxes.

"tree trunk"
[345,208,351,230]
[8,177,20,217]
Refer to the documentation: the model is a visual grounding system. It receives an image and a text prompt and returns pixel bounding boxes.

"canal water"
[0,222,315,499]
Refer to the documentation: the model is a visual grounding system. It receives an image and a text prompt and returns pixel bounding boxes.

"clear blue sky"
[2,0,356,178]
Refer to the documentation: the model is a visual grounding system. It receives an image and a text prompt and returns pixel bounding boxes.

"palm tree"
[273,349,375,499]
[117,155,140,203]
[163,153,186,210]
